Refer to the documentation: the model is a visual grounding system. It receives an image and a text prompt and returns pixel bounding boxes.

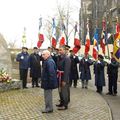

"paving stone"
[0,86,112,120]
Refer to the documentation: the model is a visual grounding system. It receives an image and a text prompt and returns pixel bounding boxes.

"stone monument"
[0,33,12,75]
[0,33,22,91]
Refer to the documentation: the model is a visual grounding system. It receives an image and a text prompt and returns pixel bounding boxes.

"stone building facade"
[79,0,120,44]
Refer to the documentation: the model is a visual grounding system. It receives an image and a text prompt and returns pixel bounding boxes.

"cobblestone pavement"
[0,85,112,120]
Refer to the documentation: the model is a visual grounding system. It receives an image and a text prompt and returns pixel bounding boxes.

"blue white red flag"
[92,28,99,59]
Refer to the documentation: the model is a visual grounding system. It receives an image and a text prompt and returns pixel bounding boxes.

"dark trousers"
[32,77,39,87]
[96,86,103,93]
[69,79,77,87]
[59,84,70,107]
[108,75,118,94]
[20,69,28,88]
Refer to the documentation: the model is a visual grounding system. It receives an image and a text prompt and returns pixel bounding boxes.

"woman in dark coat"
[94,54,105,94]
[79,54,93,89]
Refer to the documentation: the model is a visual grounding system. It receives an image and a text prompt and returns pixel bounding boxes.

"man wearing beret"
[16,47,30,88]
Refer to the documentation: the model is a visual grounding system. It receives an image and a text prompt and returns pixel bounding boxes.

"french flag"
[73,23,81,54]
[92,28,99,59]
[100,30,106,55]
[85,20,90,55]
[37,17,44,48]
[59,23,66,46]
[51,18,57,48]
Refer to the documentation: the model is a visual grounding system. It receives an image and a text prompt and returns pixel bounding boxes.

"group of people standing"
[16,47,42,89]
[16,45,119,113]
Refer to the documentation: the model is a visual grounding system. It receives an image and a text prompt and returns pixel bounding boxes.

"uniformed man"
[56,45,71,110]
[79,54,93,89]
[29,47,42,87]
[106,52,119,96]
[69,50,79,88]
[16,47,29,88]
[94,54,105,94]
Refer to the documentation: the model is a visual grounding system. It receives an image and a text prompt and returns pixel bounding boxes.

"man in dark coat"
[56,46,71,110]
[106,52,119,96]
[79,54,93,89]
[94,54,105,94]
[69,50,79,88]
[29,47,42,87]
[16,47,29,88]
[41,50,58,113]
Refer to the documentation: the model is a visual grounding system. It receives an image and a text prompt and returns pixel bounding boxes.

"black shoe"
[106,92,112,95]
[85,86,88,89]
[42,110,53,113]
[113,93,117,96]
[56,104,63,107]
[23,87,28,89]
[36,86,39,87]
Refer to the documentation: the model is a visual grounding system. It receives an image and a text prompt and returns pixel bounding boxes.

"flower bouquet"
[0,68,12,83]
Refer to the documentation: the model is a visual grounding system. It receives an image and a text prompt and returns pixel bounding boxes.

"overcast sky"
[0,0,80,48]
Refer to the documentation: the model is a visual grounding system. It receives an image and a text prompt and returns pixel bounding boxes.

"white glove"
[38,52,41,56]
[85,59,88,61]
[73,56,75,58]
[21,56,24,59]
[97,60,100,63]
[51,53,54,56]
[107,60,111,64]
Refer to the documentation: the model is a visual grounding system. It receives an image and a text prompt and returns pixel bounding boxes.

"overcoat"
[41,57,58,90]
[29,53,42,78]
[69,55,79,80]
[79,58,93,80]
[94,61,105,87]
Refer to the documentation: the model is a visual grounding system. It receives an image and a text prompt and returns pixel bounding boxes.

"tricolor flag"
[51,18,57,48]
[73,23,81,54]
[100,19,106,55]
[100,30,106,55]
[59,23,66,46]
[85,20,90,55]
[37,17,44,48]
[92,28,99,59]
[113,23,120,62]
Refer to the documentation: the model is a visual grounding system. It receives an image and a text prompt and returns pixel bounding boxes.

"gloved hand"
[97,60,101,63]
[21,56,24,59]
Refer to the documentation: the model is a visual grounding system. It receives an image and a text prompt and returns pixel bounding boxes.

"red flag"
[100,30,105,54]
[59,31,66,46]
[37,33,44,48]
[85,32,90,55]
[116,23,120,33]
[73,32,81,54]
[85,19,90,55]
